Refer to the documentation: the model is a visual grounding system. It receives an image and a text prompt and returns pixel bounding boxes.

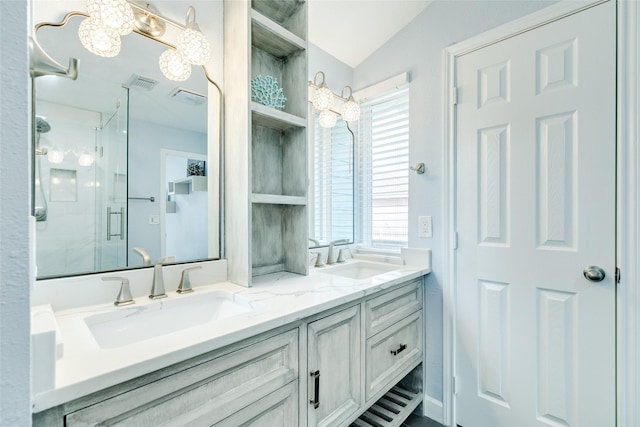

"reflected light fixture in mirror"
[309,71,361,128]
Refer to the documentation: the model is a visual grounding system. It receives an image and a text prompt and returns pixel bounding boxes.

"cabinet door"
[307,305,361,427]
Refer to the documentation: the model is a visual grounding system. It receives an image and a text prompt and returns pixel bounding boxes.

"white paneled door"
[455,2,616,426]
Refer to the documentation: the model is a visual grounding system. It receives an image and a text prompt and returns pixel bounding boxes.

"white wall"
[128,119,207,265]
[352,0,557,413]
[0,0,32,424]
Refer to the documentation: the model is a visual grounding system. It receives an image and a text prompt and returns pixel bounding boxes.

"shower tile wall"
[35,101,100,277]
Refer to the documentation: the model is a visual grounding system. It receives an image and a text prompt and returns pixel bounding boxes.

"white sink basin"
[322,261,399,280]
[85,291,259,349]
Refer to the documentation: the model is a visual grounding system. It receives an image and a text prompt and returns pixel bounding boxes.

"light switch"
[419,216,432,238]
[149,215,160,225]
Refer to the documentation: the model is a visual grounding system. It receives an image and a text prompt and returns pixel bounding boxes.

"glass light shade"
[47,149,64,164]
[177,28,211,65]
[78,153,95,167]
[319,109,338,128]
[87,0,134,35]
[341,97,360,122]
[159,49,192,81]
[312,85,333,111]
[78,17,121,57]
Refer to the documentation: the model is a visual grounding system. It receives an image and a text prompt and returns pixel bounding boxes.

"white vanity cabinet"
[33,275,427,427]
[307,305,362,427]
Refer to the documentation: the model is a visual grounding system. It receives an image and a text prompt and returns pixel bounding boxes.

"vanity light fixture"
[310,71,334,111]
[78,153,95,167]
[159,48,192,81]
[46,149,65,164]
[78,16,122,57]
[76,0,211,81]
[309,71,361,128]
[86,0,135,36]
[318,109,338,128]
[340,86,360,122]
[177,7,211,66]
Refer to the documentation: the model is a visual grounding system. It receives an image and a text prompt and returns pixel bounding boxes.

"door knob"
[583,266,606,282]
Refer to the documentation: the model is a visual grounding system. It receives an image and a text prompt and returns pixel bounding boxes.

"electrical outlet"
[419,216,432,237]
[149,215,160,225]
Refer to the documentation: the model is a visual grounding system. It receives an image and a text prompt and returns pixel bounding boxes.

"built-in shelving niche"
[251,42,306,118]
[251,204,307,277]
[251,0,306,40]
[225,0,308,285]
[251,122,306,197]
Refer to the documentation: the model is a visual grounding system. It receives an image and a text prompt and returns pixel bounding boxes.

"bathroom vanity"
[32,257,430,427]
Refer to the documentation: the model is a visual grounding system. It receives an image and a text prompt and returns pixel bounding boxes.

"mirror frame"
[31,10,224,279]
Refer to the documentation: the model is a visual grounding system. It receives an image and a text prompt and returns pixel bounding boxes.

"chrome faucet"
[177,266,202,294]
[326,239,350,265]
[133,247,151,266]
[311,251,325,267]
[149,259,167,300]
[102,276,134,306]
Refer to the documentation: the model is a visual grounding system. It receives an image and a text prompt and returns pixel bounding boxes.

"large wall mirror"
[32,5,221,278]
[308,115,355,248]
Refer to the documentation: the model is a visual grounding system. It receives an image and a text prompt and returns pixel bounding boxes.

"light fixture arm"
[127,1,187,32]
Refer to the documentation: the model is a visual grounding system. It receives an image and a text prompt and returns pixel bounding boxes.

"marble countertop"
[32,255,431,413]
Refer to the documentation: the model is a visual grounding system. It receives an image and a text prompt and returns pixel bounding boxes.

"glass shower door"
[95,88,129,270]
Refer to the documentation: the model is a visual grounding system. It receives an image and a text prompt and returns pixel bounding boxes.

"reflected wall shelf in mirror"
[169,176,208,195]
[30,1,222,279]
[225,0,308,286]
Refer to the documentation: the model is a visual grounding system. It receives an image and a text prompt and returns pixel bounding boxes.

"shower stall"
[34,89,129,277]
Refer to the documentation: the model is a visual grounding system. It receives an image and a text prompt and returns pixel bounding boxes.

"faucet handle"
[177,266,202,294]
[311,252,325,267]
[102,277,134,307]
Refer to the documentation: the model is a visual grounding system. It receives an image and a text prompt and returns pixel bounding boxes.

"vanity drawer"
[215,381,298,427]
[66,329,298,427]
[365,310,423,401]
[365,278,423,338]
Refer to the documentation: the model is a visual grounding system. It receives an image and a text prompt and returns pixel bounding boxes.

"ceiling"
[308,0,432,68]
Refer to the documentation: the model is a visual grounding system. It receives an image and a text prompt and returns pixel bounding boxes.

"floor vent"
[351,386,422,427]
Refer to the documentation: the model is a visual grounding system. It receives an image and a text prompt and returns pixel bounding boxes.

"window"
[357,89,409,248]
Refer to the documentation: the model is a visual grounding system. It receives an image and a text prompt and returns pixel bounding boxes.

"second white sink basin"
[85,291,259,349]
[322,261,399,280]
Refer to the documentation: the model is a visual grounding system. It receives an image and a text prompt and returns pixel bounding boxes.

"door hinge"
[452,87,459,105]
[452,376,457,394]
[453,232,459,250]
[615,267,621,283]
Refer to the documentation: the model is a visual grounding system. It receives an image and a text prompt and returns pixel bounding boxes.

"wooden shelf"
[251,0,306,38]
[251,193,306,205]
[352,386,423,427]
[251,102,306,130]
[251,10,306,58]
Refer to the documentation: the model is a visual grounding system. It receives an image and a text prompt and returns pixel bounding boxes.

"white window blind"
[311,117,354,245]
[358,89,409,248]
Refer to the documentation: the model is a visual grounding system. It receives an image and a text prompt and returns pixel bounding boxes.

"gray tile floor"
[402,413,445,427]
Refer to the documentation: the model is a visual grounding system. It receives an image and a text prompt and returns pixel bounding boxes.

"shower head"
[36,116,51,134]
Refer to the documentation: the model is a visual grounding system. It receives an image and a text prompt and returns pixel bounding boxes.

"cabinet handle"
[310,370,320,409]
[391,343,407,356]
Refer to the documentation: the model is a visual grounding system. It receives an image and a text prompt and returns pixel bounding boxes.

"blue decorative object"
[251,75,287,110]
